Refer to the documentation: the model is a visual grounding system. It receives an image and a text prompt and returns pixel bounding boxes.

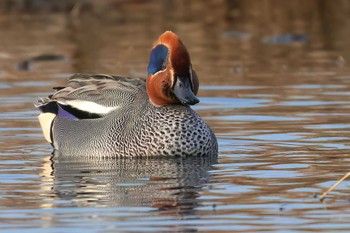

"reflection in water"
[51,152,217,214]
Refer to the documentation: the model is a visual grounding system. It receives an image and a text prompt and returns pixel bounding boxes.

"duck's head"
[146,31,199,106]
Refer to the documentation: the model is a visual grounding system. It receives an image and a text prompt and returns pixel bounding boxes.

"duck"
[35,31,218,157]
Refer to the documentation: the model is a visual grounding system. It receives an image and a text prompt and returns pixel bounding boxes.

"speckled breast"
[107,104,218,157]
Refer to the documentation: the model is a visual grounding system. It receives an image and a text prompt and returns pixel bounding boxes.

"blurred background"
[0,0,349,82]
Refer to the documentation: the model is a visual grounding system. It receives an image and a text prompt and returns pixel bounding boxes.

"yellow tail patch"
[38,113,56,143]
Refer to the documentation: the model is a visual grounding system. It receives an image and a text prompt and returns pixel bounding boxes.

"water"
[2,1,350,232]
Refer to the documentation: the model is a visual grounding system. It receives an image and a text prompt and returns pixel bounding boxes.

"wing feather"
[36,73,147,116]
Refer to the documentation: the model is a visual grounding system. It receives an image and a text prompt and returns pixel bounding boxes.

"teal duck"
[35,31,218,157]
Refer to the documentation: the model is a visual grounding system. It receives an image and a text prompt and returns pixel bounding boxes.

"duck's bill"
[173,76,200,105]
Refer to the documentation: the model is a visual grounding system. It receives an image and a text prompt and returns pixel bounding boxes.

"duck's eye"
[147,44,169,75]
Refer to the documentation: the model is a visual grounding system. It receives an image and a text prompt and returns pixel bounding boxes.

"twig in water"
[320,172,350,202]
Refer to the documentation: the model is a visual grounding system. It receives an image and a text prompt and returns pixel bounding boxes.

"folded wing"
[34,73,147,143]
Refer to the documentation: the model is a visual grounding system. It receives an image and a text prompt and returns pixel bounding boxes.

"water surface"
[2,1,350,232]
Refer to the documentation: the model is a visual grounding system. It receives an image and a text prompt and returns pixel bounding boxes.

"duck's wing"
[35,74,147,143]
[35,73,147,118]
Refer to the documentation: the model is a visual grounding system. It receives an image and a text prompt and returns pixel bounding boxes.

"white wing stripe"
[58,100,117,114]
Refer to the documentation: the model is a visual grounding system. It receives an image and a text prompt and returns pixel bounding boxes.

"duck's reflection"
[51,152,217,215]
